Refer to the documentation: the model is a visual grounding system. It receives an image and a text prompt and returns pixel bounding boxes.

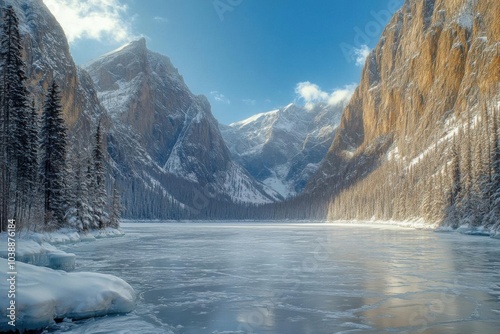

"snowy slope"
[221,101,347,198]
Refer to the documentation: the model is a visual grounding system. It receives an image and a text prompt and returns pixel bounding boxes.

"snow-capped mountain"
[85,39,280,216]
[221,101,347,198]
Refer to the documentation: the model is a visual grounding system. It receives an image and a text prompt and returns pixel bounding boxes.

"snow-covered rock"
[0,258,136,332]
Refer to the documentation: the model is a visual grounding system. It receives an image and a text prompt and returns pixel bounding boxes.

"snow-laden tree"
[444,136,462,228]
[109,180,122,229]
[85,160,98,229]
[40,81,67,228]
[22,100,40,228]
[489,108,500,229]
[0,5,32,231]
[64,149,94,231]
[90,122,109,229]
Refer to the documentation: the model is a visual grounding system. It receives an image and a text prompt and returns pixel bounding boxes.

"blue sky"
[44,0,404,124]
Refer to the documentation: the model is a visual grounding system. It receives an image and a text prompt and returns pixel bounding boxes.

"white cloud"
[242,99,256,106]
[210,91,231,105]
[354,45,371,67]
[328,84,357,106]
[295,82,328,105]
[295,82,356,110]
[154,16,168,24]
[43,0,133,43]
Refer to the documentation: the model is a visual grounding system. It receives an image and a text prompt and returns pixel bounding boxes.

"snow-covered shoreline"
[0,227,135,332]
[0,258,136,332]
[326,219,500,239]
[0,227,124,271]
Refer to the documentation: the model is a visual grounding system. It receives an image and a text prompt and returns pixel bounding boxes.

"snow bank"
[491,231,500,239]
[0,228,124,271]
[0,235,76,271]
[330,220,500,239]
[455,225,492,236]
[329,219,440,231]
[27,227,125,245]
[0,258,136,332]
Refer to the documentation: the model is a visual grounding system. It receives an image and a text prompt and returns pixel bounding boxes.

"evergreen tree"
[445,137,462,227]
[109,180,122,229]
[39,81,67,227]
[489,108,500,229]
[23,100,39,227]
[458,125,469,215]
[65,150,93,231]
[0,5,30,231]
[75,158,93,231]
[85,160,98,229]
[91,121,109,228]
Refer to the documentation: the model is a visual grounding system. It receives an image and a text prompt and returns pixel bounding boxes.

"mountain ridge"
[221,100,348,198]
[85,37,281,217]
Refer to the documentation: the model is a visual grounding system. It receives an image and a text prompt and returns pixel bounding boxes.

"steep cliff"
[307,0,499,197]
[0,0,104,132]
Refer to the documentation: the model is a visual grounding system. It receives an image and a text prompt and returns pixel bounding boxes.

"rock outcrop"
[307,0,500,196]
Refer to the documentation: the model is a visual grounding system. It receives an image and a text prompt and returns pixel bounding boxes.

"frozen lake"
[53,222,500,333]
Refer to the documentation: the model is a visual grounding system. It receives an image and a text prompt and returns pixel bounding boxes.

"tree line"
[326,101,500,230]
[0,6,121,233]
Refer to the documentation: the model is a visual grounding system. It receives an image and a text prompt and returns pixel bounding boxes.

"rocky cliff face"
[307,0,500,194]
[0,0,104,132]
[221,101,346,198]
[86,39,280,216]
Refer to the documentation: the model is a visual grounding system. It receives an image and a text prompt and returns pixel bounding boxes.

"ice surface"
[0,258,136,332]
[45,222,500,334]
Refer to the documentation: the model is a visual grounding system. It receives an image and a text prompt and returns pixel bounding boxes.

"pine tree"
[39,81,67,228]
[445,137,462,228]
[91,121,109,229]
[75,159,93,231]
[23,99,39,227]
[489,108,500,229]
[109,180,122,229]
[0,5,30,232]
[65,150,93,232]
[459,118,473,223]
[85,160,98,229]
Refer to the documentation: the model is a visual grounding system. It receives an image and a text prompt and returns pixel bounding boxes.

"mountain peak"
[126,37,147,50]
[94,37,147,62]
